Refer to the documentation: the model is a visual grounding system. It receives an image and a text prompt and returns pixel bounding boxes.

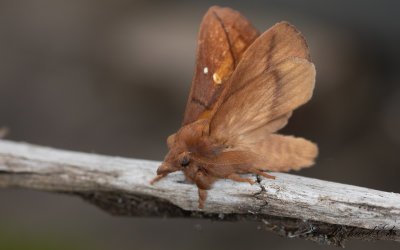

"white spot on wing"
[213,73,222,84]
[203,67,208,74]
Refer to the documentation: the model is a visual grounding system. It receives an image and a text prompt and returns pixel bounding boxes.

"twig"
[0,139,399,246]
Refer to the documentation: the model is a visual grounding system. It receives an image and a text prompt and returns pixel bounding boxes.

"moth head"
[157,142,191,174]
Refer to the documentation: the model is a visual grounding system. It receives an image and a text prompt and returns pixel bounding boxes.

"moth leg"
[150,173,168,184]
[248,168,276,179]
[198,188,208,209]
[227,173,254,185]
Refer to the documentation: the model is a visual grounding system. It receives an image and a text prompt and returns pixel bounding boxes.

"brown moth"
[151,6,318,209]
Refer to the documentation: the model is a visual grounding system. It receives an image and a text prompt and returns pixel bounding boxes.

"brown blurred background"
[1,0,399,249]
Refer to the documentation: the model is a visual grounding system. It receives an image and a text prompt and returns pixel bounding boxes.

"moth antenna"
[150,173,167,185]
[156,162,178,175]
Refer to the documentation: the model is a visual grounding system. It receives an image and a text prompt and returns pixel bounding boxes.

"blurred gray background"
[1,0,399,249]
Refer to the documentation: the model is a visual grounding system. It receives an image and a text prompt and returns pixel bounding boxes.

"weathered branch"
[0,139,399,246]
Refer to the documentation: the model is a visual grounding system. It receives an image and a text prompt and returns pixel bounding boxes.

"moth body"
[151,6,318,209]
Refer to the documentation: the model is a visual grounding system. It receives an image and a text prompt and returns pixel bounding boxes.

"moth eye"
[181,155,190,167]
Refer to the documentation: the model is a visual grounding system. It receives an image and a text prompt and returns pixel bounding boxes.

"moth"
[151,6,318,209]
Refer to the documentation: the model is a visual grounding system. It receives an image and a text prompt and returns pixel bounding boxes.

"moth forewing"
[182,6,259,126]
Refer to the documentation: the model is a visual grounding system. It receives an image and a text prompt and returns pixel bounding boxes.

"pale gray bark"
[0,139,399,246]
